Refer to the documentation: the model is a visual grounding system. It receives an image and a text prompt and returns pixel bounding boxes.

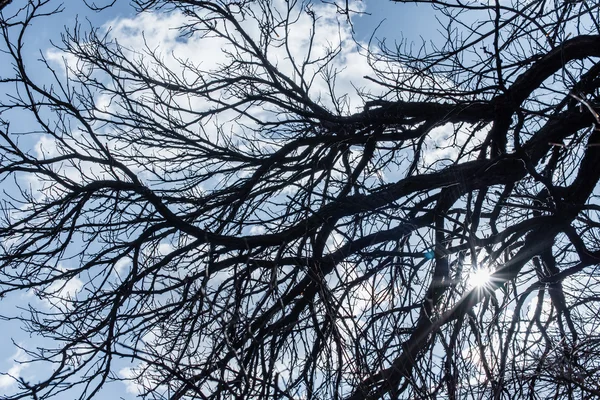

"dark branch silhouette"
[1,0,600,399]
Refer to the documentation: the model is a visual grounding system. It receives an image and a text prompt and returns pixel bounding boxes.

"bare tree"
[1,0,600,399]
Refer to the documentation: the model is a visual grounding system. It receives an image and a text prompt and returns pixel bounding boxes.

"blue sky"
[0,1,445,398]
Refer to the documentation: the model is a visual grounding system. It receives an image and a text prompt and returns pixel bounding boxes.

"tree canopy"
[1,0,600,399]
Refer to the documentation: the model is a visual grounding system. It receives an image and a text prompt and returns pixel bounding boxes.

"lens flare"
[469,267,492,288]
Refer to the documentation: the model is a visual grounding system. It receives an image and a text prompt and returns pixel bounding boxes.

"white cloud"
[326,231,345,252]
[249,225,266,235]
[32,0,382,205]
[36,265,84,311]
[99,0,374,117]
[114,257,131,275]
[120,365,145,395]
[0,348,30,390]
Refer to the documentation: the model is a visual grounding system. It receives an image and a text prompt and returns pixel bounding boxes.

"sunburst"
[468,267,493,288]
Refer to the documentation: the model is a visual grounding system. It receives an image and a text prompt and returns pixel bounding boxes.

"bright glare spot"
[469,267,492,288]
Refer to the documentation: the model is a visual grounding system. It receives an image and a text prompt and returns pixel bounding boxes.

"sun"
[468,267,492,288]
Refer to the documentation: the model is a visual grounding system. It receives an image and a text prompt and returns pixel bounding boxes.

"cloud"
[119,365,145,395]
[32,0,381,199]
[35,265,84,311]
[94,0,375,118]
[0,348,30,390]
